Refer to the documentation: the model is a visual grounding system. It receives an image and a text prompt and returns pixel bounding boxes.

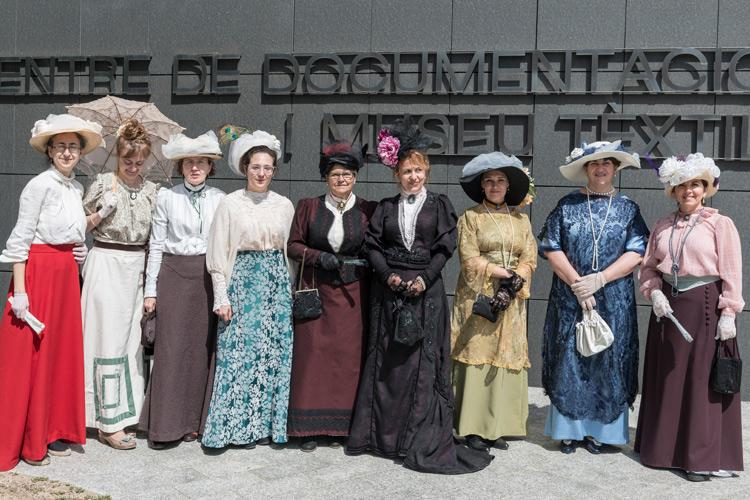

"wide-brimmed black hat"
[319,141,367,178]
[459,152,530,206]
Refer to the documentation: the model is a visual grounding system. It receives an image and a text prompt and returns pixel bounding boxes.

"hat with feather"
[376,118,434,169]
[319,141,367,178]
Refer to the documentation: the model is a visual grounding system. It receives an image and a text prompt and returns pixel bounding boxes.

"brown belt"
[93,240,146,252]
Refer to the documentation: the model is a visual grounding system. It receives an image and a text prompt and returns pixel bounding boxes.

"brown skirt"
[635,281,743,471]
[138,254,216,442]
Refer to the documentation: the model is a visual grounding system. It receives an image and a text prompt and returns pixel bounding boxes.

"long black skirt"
[347,273,492,474]
[635,281,743,471]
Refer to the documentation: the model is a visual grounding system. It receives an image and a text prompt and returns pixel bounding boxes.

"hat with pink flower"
[376,118,434,169]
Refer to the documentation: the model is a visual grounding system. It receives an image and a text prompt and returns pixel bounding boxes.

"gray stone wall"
[1,0,748,397]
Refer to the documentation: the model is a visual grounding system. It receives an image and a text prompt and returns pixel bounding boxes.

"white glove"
[11,292,29,320]
[72,243,88,264]
[650,289,673,318]
[716,314,737,341]
[571,272,607,300]
[97,190,119,219]
[578,295,596,311]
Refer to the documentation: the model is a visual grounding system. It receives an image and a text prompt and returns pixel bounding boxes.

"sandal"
[23,454,50,466]
[182,432,198,442]
[98,430,136,450]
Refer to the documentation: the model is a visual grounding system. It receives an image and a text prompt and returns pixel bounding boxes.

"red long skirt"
[0,244,86,470]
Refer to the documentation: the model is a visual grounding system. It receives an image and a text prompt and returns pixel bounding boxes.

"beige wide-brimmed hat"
[558,140,640,184]
[29,113,105,156]
[228,130,282,176]
[162,130,223,161]
[658,153,720,198]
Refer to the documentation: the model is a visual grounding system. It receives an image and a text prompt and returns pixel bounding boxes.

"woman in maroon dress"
[346,119,493,474]
[287,142,375,451]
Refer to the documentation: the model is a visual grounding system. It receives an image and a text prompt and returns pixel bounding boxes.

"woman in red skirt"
[0,114,104,469]
[636,153,744,482]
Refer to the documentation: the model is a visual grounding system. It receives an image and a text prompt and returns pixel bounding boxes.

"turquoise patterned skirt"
[202,250,293,447]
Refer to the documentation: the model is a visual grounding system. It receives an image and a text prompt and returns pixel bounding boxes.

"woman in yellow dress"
[451,151,537,452]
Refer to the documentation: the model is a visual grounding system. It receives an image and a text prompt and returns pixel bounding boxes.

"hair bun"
[117,118,151,145]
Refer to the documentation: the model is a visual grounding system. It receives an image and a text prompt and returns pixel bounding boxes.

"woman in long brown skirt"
[636,153,743,482]
[139,131,226,447]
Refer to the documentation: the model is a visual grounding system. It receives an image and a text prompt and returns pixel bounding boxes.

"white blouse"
[324,192,357,252]
[206,189,295,309]
[0,167,86,263]
[144,182,226,297]
[398,187,427,250]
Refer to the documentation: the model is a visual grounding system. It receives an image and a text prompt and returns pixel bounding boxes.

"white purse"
[575,309,614,357]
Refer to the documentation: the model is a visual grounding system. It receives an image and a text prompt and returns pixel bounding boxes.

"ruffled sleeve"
[0,176,47,263]
[144,187,169,298]
[457,210,490,295]
[537,201,563,257]
[715,215,744,316]
[514,214,538,300]
[206,197,232,310]
[419,193,458,288]
[625,204,649,255]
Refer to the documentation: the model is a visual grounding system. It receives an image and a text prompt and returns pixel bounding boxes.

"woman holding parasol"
[68,97,184,450]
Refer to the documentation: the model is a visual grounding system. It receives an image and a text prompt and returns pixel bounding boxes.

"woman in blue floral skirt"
[538,141,648,455]
[201,128,295,449]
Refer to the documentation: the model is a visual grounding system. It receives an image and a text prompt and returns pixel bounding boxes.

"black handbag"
[293,249,323,321]
[140,310,156,356]
[472,293,498,322]
[710,340,742,395]
[393,298,424,346]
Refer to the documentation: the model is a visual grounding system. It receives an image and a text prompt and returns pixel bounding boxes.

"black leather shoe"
[256,437,271,446]
[560,440,576,454]
[244,442,256,450]
[583,437,602,455]
[148,440,168,450]
[466,435,489,451]
[685,471,711,482]
[491,437,509,450]
[300,440,317,452]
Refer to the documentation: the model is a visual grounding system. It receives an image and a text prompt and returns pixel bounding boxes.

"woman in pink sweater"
[635,153,743,482]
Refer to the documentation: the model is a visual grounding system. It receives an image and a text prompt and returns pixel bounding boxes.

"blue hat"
[459,152,530,205]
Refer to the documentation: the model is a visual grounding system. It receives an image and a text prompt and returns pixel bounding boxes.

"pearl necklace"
[585,187,615,271]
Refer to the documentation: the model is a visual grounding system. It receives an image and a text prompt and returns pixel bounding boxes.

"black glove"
[498,270,525,299]
[317,252,341,271]
[493,287,513,311]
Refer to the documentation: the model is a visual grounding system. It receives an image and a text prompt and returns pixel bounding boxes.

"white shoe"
[711,470,738,478]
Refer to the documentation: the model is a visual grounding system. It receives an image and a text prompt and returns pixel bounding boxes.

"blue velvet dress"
[538,191,648,444]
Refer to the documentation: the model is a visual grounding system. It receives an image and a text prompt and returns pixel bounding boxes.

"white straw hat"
[29,113,105,156]
[559,140,640,184]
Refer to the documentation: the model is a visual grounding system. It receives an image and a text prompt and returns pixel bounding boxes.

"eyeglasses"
[328,172,355,181]
[248,164,275,174]
[50,144,81,154]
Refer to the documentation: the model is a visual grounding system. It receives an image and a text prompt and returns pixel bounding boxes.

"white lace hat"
[162,130,223,161]
[228,130,282,176]
[558,140,640,183]
[658,153,720,198]
[29,113,105,155]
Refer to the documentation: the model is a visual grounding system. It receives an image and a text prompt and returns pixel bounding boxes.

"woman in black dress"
[346,120,492,474]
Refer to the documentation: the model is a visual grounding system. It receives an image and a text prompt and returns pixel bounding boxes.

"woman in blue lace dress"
[538,141,648,454]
